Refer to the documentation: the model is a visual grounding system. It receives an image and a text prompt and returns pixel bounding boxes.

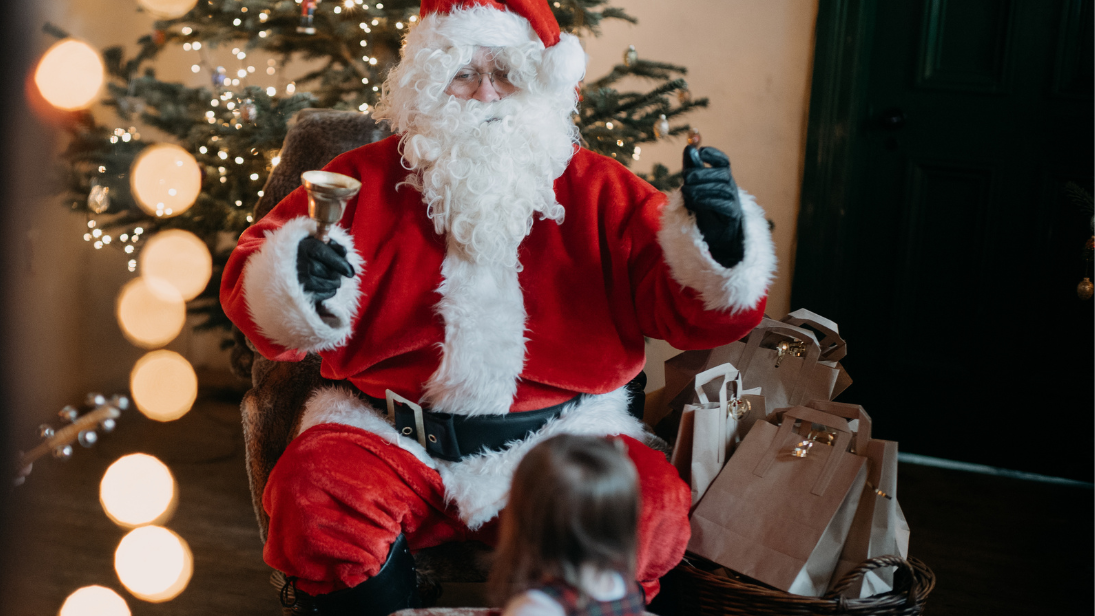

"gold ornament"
[623,45,638,67]
[687,128,702,147]
[1078,277,1094,300]
[653,114,670,139]
[88,180,111,214]
[677,88,692,104]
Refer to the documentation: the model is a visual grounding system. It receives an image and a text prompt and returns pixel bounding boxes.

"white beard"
[397,91,577,268]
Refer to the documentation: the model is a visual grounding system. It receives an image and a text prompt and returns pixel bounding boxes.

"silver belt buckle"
[385,389,427,449]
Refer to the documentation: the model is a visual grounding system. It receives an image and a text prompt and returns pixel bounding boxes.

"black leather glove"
[682,146,745,268]
[297,236,355,302]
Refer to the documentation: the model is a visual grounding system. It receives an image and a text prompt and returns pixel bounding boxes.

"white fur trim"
[297,387,438,470]
[539,33,587,89]
[438,388,645,528]
[657,189,776,313]
[295,386,646,529]
[417,6,539,52]
[421,242,528,416]
[241,216,365,352]
[408,7,585,91]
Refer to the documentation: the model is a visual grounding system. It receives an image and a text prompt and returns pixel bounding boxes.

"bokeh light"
[116,277,186,348]
[129,350,198,422]
[129,144,201,218]
[34,39,104,111]
[114,526,193,603]
[59,585,130,616]
[139,230,213,301]
[100,454,177,528]
[137,0,199,19]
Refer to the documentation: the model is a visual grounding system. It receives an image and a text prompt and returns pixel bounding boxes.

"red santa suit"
[219,0,777,603]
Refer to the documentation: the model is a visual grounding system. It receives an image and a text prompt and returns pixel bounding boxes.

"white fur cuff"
[241,216,365,353]
[657,189,777,313]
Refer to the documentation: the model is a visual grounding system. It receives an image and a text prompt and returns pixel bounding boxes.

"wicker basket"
[671,554,936,616]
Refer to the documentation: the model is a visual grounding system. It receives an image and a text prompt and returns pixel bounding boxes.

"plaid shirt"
[536,578,645,616]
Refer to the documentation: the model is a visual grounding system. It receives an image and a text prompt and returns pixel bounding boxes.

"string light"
[130,350,198,422]
[137,0,198,19]
[35,39,104,110]
[114,526,193,602]
[59,586,130,616]
[129,144,201,217]
[100,453,177,527]
[116,277,186,348]
[139,230,212,301]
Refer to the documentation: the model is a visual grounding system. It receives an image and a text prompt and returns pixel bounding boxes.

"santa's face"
[444,48,517,102]
[375,44,579,268]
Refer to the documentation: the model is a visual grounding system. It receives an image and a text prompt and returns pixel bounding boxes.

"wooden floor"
[6,381,1093,615]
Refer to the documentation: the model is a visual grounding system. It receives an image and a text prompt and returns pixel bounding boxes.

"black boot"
[311,533,421,616]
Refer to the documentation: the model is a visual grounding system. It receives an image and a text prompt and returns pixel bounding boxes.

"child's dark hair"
[489,434,640,604]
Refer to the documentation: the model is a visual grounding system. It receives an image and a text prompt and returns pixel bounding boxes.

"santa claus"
[220,0,776,614]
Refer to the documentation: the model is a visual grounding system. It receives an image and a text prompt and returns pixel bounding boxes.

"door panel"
[794,0,1094,480]
[917,0,1015,92]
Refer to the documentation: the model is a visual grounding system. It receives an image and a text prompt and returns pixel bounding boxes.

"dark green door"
[794,0,1094,480]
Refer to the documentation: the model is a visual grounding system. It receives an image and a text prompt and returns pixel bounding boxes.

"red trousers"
[263,424,691,600]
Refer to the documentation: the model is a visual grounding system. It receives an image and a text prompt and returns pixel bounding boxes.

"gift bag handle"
[693,364,744,409]
[692,364,743,466]
[803,400,872,455]
[782,308,847,362]
[737,325,822,407]
[753,406,852,496]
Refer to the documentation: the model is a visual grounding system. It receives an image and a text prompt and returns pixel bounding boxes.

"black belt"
[368,392,580,462]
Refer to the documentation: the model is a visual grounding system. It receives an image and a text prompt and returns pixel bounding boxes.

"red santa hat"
[413,0,587,90]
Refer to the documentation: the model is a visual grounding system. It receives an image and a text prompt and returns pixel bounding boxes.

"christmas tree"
[57,0,708,335]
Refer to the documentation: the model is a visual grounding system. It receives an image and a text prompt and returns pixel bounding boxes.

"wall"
[583,0,819,388]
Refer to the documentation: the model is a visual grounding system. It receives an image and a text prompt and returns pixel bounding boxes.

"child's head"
[489,434,640,601]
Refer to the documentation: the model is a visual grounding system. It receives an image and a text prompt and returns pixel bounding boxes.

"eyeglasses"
[448,68,514,96]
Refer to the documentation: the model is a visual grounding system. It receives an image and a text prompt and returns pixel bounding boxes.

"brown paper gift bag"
[662,313,852,421]
[800,400,911,598]
[669,365,764,506]
[688,406,868,596]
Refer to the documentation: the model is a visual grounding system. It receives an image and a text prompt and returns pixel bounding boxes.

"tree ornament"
[152,29,167,46]
[77,430,98,448]
[88,179,111,214]
[240,98,257,122]
[687,128,702,147]
[298,0,318,35]
[653,114,670,139]
[1078,277,1094,300]
[213,66,227,88]
[677,88,692,104]
[117,96,146,117]
[623,45,638,67]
